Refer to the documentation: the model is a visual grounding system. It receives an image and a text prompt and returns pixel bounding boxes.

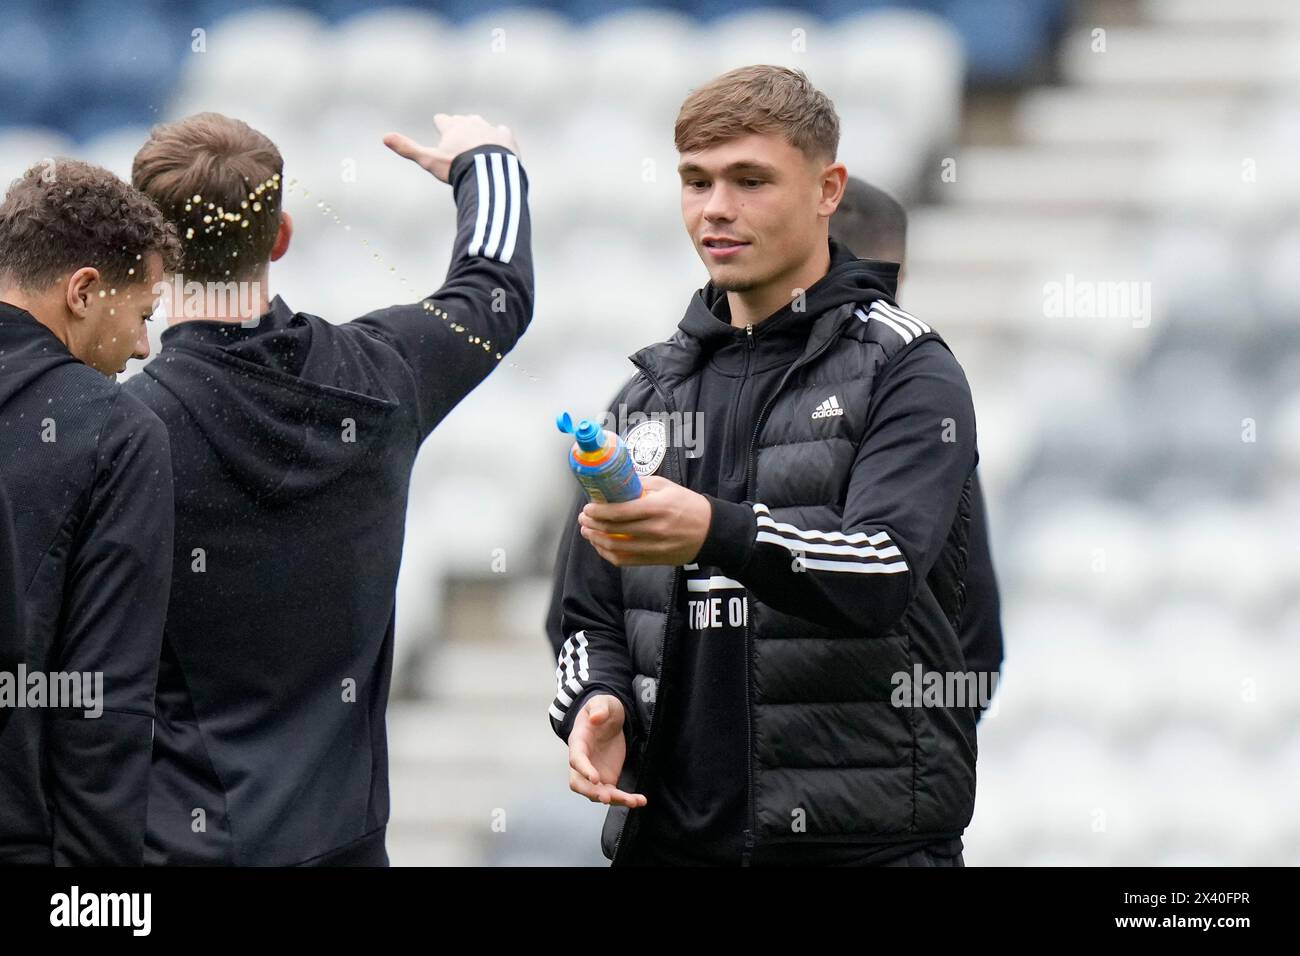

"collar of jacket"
[0,300,84,407]
[0,299,71,350]
[628,237,901,396]
[158,294,296,348]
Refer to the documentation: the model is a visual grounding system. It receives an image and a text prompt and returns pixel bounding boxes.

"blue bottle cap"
[556,411,606,452]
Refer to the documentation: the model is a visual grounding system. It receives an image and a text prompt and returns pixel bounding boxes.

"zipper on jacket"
[610,357,684,866]
[725,322,755,488]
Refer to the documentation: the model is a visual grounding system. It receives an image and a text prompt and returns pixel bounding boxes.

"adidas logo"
[811,395,844,419]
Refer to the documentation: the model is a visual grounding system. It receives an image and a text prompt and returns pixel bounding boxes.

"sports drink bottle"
[556,411,643,504]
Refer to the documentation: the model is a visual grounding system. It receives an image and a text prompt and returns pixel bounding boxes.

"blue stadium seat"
[0,17,58,128]
[939,0,1069,82]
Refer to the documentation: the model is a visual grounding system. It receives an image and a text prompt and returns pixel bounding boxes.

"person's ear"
[64,267,100,319]
[270,211,293,262]
[820,161,848,217]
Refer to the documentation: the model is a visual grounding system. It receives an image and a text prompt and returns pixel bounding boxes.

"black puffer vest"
[601,266,978,864]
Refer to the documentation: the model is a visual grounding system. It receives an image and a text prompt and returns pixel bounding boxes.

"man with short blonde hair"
[126,112,534,866]
[550,66,979,866]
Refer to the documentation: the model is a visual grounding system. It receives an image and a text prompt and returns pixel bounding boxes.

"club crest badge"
[625,419,667,477]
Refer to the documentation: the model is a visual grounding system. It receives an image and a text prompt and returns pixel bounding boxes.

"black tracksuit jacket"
[548,240,981,864]
[547,320,1002,708]
[0,304,174,864]
[123,145,533,865]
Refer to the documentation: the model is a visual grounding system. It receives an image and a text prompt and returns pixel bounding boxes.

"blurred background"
[3,0,1298,865]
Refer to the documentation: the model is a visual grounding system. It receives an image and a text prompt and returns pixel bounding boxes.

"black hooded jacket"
[0,303,174,865]
[547,288,1003,717]
[0,476,21,737]
[124,145,533,865]
[548,239,980,864]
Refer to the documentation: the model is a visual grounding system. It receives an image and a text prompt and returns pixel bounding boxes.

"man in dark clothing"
[124,112,533,865]
[0,160,179,864]
[548,67,980,866]
[545,175,1003,723]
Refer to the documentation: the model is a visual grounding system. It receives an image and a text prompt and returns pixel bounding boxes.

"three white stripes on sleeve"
[855,299,930,344]
[468,151,522,264]
[549,630,590,723]
[752,503,908,574]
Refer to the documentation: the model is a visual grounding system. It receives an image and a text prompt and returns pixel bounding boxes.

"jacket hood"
[0,302,86,407]
[137,297,398,503]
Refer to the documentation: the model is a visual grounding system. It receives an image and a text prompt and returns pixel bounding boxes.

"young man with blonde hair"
[550,66,979,866]
[125,112,533,866]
